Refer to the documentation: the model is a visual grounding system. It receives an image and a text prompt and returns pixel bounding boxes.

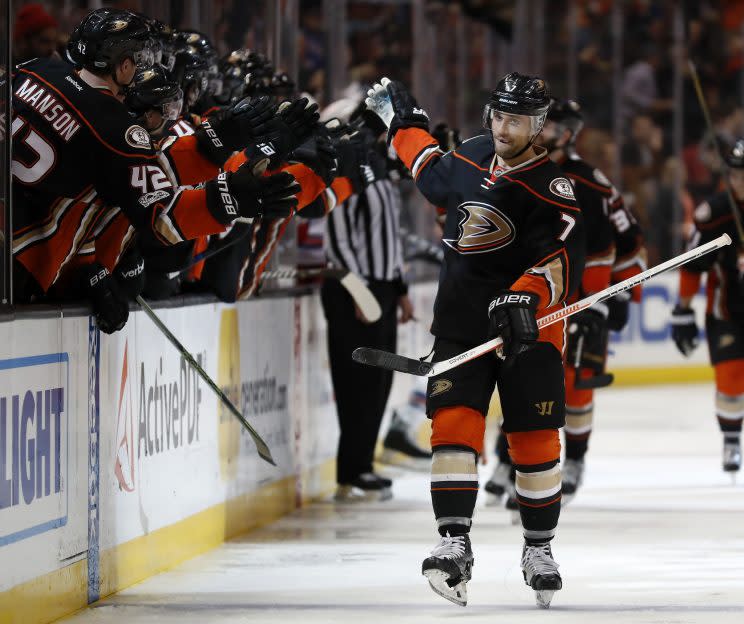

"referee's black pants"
[321,278,399,484]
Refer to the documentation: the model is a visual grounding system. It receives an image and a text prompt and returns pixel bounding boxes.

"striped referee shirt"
[324,178,405,282]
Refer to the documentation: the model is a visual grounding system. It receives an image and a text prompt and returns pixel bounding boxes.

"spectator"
[13,3,59,65]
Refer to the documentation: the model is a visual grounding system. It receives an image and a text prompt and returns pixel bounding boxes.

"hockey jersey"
[392,128,586,344]
[11,58,226,294]
[680,192,744,320]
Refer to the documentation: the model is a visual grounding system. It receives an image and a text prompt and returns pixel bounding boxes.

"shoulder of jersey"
[452,134,493,165]
[694,192,732,224]
[562,157,613,194]
[18,58,154,155]
[514,157,578,205]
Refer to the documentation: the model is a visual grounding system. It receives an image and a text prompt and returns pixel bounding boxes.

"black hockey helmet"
[171,44,209,109]
[483,72,551,133]
[125,64,183,120]
[67,9,154,72]
[546,98,584,141]
[726,139,744,169]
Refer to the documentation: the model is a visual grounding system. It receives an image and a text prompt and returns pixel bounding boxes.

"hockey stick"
[688,60,744,246]
[253,266,382,322]
[136,295,275,466]
[352,233,732,376]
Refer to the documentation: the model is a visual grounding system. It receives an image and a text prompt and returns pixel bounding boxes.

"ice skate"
[521,541,562,608]
[561,458,584,504]
[484,462,511,504]
[422,534,474,607]
[334,473,393,502]
[723,438,741,481]
[380,408,432,471]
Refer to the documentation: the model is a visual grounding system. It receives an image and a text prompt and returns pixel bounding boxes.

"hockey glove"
[364,77,395,129]
[567,303,609,375]
[431,122,462,153]
[248,97,320,168]
[291,129,339,186]
[386,80,430,138]
[115,244,146,301]
[84,263,129,334]
[671,305,699,357]
[205,161,300,224]
[487,290,539,361]
[196,96,276,166]
[606,290,631,332]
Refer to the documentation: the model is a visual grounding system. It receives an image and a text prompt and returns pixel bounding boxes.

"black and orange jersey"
[11,58,227,294]
[557,154,616,297]
[680,192,744,320]
[392,129,586,345]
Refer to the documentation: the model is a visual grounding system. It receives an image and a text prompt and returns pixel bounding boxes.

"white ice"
[63,383,744,623]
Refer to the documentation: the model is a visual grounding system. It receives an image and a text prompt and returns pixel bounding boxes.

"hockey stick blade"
[354,233,731,377]
[352,347,432,375]
[136,296,275,465]
[340,272,382,322]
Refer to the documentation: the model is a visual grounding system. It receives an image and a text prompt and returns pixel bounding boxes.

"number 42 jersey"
[11,57,226,295]
[392,129,586,345]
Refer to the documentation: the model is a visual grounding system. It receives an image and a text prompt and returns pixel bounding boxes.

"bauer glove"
[196,95,276,166]
[205,160,300,224]
[114,244,146,301]
[84,263,129,334]
[487,290,539,361]
[247,97,320,168]
[386,80,429,138]
[606,290,631,332]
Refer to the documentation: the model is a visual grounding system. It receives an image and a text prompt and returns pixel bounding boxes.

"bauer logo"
[0,353,68,546]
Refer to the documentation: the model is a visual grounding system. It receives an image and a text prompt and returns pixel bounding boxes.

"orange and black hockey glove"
[487,290,539,361]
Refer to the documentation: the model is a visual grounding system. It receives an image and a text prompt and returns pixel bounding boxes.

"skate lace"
[431,535,467,560]
[523,543,559,575]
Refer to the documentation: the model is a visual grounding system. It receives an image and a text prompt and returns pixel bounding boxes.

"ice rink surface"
[63,383,744,623]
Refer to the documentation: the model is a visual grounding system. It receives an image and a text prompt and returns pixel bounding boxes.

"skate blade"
[423,569,467,607]
[334,486,393,503]
[535,590,555,609]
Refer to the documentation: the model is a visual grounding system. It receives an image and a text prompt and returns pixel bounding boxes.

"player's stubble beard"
[492,132,533,163]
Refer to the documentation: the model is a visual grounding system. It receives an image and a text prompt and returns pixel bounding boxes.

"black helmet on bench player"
[67,9,154,72]
[125,64,183,121]
[546,98,584,143]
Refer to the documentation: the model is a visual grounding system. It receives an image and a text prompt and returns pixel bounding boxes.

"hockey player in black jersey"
[11,9,299,332]
[672,139,744,476]
[366,74,586,608]
[486,98,647,502]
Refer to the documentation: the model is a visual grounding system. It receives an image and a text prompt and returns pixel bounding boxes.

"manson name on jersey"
[15,78,81,142]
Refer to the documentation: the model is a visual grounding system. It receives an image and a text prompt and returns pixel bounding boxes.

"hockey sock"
[431,447,478,536]
[564,402,593,460]
[507,429,562,544]
[715,391,744,436]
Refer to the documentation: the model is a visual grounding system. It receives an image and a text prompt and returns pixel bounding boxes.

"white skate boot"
[422,534,474,606]
[521,541,562,608]
[561,458,584,504]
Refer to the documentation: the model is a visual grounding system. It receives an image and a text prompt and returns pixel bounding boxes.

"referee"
[322,169,414,502]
